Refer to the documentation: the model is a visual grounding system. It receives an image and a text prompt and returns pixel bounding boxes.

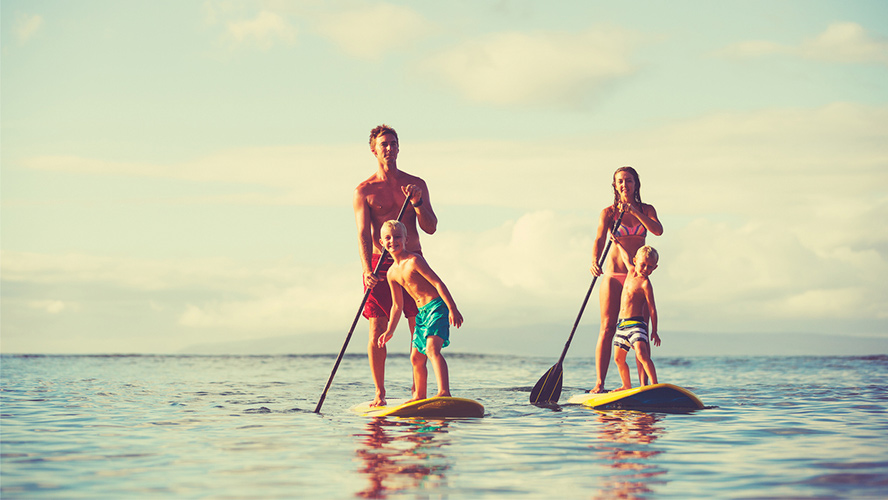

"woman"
[589,167,663,393]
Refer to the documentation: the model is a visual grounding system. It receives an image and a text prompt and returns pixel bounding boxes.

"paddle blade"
[530,363,563,404]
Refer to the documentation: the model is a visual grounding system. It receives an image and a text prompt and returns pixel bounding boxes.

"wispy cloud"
[14,13,43,43]
[203,1,297,49]
[718,22,888,66]
[225,10,296,49]
[28,300,77,315]
[419,26,638,107]
[8,103,886,344]
[315,2,434,59]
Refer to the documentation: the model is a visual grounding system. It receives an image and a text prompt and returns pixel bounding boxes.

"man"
[353,124,438,407]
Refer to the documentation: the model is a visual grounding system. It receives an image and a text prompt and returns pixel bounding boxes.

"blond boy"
[377,220,463,402]
[611,240,661,391]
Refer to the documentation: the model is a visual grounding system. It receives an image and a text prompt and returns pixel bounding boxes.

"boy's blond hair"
[382,219,407,235]
[635,245,659,263]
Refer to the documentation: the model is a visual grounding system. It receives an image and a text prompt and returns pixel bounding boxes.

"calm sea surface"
[2,353,887,499]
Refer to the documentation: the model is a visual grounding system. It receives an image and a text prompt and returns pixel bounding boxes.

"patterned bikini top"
[612,219,647,238]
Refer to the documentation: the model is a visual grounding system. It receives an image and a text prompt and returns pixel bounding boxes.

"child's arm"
[415,258,463,328]
[643,279,660,346]
[377,276,405,348]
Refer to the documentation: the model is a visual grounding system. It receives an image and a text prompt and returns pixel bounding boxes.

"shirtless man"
[354,124,438,407]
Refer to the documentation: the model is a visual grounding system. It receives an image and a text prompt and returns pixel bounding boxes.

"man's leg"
[368,317,387,407]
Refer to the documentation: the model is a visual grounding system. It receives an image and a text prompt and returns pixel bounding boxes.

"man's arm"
[354,187,377,287]
[403,180,437,235]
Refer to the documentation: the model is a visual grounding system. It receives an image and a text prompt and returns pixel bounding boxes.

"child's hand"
[651,331,661,347]
[450,310,463,328]
[377,332,393,348]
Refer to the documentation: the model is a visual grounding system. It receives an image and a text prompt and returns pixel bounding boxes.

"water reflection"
[590,411,666,499]
[354,418,451,499]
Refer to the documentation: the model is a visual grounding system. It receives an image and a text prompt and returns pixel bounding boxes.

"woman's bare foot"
[588,386,608,394]
[612,385,632,392]
[369,393,386,407]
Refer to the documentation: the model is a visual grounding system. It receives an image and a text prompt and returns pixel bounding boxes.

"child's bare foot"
[404,392,427,404]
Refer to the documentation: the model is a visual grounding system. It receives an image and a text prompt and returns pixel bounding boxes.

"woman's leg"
[592,276,622,393]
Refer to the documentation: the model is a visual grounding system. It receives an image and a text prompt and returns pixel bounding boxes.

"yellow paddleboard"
[567,383,704,411]
[351,397,485,418]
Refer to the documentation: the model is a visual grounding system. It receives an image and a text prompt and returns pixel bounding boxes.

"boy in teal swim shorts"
[377,220,464,403]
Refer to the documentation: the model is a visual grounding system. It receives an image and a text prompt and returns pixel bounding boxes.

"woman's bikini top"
[612,219,647,238]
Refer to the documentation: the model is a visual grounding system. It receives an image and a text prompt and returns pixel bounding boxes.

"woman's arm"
[590,207,613,275]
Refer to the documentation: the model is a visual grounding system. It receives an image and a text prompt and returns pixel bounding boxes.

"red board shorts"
[362,253,419,320]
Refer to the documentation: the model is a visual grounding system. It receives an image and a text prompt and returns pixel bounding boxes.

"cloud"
[315,3,433,59]
[419,26,638,107]
[13,13,43,43]
[9,103,887,342]
[717,22,888,66]
[226,10,296,49]
[1,249,361,332]
[18,102,888,233]
[19,144,368,206]
[202,1,297,49]
[28,300,76,315]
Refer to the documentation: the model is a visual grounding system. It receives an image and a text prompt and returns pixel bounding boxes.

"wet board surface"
[567,383,704,411]
[351,397,485,418]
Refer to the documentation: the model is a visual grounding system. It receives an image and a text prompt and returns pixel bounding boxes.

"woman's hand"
[590,261,603,276]
[619,200,640,215]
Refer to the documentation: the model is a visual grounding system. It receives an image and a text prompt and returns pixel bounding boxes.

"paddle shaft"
[314,196,412,413]
[554,209,626,365]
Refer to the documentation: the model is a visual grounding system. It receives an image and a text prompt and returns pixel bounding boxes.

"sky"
[2,0,887,355]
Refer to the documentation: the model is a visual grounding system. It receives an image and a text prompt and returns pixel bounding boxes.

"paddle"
[314,196,412,413]
[529,209,626,404]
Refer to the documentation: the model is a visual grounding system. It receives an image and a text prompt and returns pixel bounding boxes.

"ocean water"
[1,353,886,499]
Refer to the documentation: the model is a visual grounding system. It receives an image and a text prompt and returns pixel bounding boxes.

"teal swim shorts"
[412,297,451,355]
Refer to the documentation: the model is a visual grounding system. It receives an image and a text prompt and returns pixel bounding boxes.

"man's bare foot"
[612,385,632,392]
[369,394,386,407]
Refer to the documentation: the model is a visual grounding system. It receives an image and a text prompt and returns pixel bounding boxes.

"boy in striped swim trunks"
[610,240,662,391]
[377,220,464,403]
